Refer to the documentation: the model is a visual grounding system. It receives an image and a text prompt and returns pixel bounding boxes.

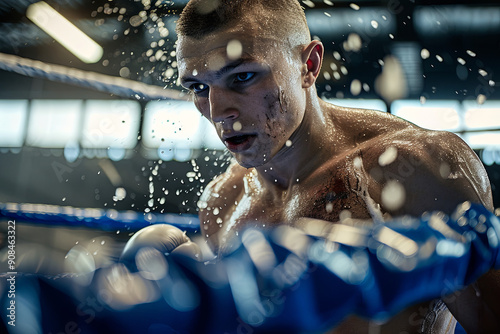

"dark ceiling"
[0,0,499,103]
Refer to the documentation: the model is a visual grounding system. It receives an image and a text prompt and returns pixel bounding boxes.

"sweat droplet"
[350,3,360,10]
[350,79,362,96]
[381,181,406,211]
[325,202,333,213]
[343,33,362,52]
[114,187,127,201]
[477,94,486,105]
[339,210,352,221]
[421,49,430,60]
[226,40,243,60]
[374,56,407,103]
[165,68,175,78]
[439,163,451,179]
[303,0,315,7]
[353,156,363,169]
[466,50,476,57]
[233,121,242,131]
[378,146,398,166]
[129,15,145,27]
[119,67,130,78]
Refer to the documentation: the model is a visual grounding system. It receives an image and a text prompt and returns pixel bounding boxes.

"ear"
[301,40,324,89]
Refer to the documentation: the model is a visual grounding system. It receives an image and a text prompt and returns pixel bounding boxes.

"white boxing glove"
[120,224,201,269]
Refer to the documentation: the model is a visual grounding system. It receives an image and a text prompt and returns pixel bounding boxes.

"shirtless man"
[174,0,500,332]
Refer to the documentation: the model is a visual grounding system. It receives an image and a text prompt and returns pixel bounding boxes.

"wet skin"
[176,14,499,334]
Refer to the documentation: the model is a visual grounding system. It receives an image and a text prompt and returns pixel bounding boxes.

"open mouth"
[226,135,250,145]
[224,134,257,151]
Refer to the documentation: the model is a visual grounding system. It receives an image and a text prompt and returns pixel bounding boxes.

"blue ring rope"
[0,202,200,232]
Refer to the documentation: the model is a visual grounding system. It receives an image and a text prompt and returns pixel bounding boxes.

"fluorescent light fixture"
[463,131,500,150]
[143,101,226,151]
[414,6,500,37]
[392,100,461,131]
[143,101,203,149]
[26,1,103,63]
[0,100,28,147]
[26,100,81,148]
[325,99,388,112]
[82,100,141,149]
[463,100,500,130]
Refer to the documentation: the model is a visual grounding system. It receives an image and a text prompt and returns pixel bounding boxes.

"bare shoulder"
[197,160,247,248]
[373,131,499,333]
[330,104,412,142]
[360,125,493,215]
[348,117,498,331]
[329,105,491,214]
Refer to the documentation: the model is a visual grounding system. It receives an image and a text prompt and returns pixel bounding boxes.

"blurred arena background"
[0,0,499,333]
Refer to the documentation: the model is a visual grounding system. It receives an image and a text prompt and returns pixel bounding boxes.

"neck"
[255,94,340,189]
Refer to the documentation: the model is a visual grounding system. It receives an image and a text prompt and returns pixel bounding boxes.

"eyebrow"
[180,58,249,86]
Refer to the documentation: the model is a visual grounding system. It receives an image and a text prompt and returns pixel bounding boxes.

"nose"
[209,86,239,123]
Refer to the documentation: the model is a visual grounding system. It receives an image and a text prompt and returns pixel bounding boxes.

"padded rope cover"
[0,52,187,101]
[0,202,199,232]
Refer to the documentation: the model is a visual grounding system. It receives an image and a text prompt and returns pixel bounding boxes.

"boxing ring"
[1,200,500,333]
[0,51,499,334]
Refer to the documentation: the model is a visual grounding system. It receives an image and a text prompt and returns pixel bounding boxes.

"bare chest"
[216,165,376,244]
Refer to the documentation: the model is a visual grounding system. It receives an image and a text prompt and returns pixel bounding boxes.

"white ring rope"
[0,52,187,101]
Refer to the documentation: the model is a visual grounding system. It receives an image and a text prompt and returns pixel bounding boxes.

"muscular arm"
[370,129,499,332]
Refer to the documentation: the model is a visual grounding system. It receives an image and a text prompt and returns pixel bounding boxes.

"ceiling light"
[26,1,103,63]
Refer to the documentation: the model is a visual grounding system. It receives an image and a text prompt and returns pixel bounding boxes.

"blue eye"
[190,83,208,94]
[235,72,255,82]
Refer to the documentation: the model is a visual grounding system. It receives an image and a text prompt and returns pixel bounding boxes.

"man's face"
[176,17,306,168]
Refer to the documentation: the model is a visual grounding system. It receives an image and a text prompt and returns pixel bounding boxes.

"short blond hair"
[176,0,311,47]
